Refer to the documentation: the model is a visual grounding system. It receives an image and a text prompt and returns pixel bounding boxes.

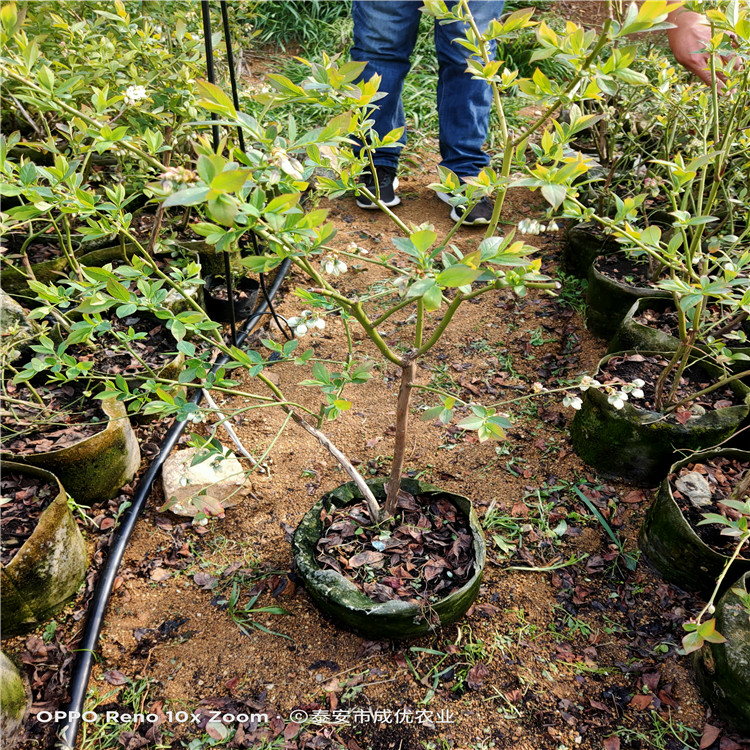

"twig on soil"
[290,411,381,522]
[201,388,264,471]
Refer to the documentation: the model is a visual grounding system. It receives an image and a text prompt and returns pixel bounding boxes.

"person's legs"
[434,0,504,177]
[351,1,422,170]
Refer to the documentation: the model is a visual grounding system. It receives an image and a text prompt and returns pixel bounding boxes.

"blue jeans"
[351,0,504,177]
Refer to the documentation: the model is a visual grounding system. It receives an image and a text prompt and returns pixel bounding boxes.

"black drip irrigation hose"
[253,231,294,341]
[201,0,238,347]
[57,259,292,750]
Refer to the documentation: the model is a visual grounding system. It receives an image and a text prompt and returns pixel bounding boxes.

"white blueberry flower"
[394,276,409,298]
[287,310,325,337]
[630,379,645,399]
[346,241,368,255]
[123,84,148,106]
[321,256,348,276]
[270,147,304,179]
[564,395,583,410]
[579,375,601,391]
[518,218,545,235]
[546,220,560,232]
[607,390,626,409]
[159,166,197,192]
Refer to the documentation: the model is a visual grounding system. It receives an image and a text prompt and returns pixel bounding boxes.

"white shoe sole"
[356,179,400,209]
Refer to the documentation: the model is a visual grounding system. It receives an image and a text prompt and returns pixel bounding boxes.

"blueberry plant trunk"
[293,478,486,640]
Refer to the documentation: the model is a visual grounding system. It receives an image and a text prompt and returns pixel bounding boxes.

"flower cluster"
[517,218,559,235]
[159,166,197,192]
[345,241,368,255]
[321,255,348,276]
[565,376,646,410]
[123,84,148,107]
[269,147,304,180]
[287,310,326,337]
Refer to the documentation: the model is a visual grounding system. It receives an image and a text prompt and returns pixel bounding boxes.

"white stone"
[675,471,713,508]
[161,447,250,517]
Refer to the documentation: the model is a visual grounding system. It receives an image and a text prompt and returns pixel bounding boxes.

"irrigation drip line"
[57,260,292,750]
[201,0,237,347]
[58,8,294,743]
[220,0,246,155]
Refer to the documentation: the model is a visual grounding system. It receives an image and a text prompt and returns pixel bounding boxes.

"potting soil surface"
[601,354,745,414]
[672,457,750,557]
[5,150,749,750]
[0,384,109,455]
[0,470,59,566]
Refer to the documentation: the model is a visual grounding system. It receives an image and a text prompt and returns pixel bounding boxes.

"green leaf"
[409,229,437,254]
[208,194,238,226]
[106,277,131,302]
[612,68,649,85]
[457,416,484,431]
[265,192,301,214]
[422,284,442,311]
[541,183,568,209]
[211,169,251,193]
[312,361,330,384]
[436,264,481,288]
[421,405,445,421]
[163,187,210,208]
[406,278,436,299]
[196,79,236,115]
[241,255,282,273]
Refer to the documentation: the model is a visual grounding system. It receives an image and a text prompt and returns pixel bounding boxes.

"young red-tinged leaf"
[681,630,704,654]
[697,619,720,638]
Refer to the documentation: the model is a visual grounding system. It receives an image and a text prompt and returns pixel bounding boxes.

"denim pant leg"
[351,1,422,169]
[435,0,504,177]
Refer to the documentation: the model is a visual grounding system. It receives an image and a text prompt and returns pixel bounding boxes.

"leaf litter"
[316,489,475,604]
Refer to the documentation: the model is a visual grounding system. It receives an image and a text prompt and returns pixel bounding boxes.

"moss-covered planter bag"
[693,572,750,734]
[607,298,676,355]
[0,651,28,747]
[610,298,750,374]
[562,223,619,279]
[570,353,750,485]
[1,398,140,502]
[639,449,750,594]
[1,235,120,301]
[293,478,486,640]
[585,257,670,339]
[0,463,88,635]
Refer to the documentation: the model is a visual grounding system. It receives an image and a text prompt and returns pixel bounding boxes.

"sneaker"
[356,165,401,209]
[437,191,494,226]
